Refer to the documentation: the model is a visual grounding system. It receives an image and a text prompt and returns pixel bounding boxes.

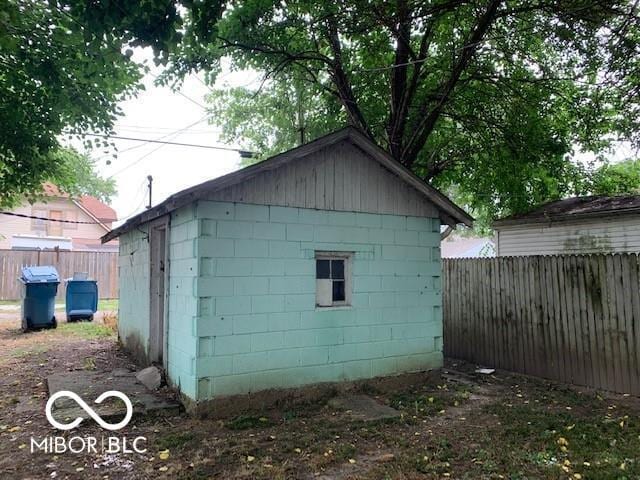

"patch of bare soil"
[1,319,640,480]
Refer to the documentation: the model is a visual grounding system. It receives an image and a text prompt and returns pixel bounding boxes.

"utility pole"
[146,175,153,209]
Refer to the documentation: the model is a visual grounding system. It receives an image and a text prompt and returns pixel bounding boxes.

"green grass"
[0,298,118,311]
[56,321,115,339]
[98,298,118,311]
[227,415,273,430]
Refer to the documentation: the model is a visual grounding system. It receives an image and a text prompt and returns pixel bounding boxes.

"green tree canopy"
[158,0,639,221]
[589,158,640,196]
[0,0,147,206]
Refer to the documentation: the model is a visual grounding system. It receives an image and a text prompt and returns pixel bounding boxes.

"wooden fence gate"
[443,254,640,395]
[0,249,118,300]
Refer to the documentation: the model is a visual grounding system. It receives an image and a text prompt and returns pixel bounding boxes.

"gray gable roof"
[103,127,472,243]
[494,194,640,227]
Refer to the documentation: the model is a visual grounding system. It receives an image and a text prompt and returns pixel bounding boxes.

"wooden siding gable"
[103,127,472,242]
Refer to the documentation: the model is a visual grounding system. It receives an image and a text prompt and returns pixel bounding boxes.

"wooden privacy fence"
[0,250,118,300]
[443,254,640,395]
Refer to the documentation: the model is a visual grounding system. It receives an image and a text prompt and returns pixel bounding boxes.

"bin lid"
[21,266,60,283]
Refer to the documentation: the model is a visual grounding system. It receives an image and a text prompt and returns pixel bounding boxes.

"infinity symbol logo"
[45,390,133,431]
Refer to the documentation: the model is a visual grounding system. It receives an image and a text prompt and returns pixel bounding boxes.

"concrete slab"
[327,394,400,422]
[47,369,180,423]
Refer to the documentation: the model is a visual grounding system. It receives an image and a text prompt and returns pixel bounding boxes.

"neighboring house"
[103,127,472,406]
[493,195,640,256]
[441,235,495,258]
[0,183,118,252]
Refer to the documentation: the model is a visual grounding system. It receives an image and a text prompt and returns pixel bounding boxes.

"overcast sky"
[77,50,258,226]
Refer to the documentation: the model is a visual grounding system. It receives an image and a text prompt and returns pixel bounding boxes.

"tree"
[158,0,639,220]
[589,159,640,196]
[0,0,145,206]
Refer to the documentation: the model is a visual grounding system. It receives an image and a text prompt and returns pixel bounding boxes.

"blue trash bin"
[65,275,98,322]
[19,266,60,331]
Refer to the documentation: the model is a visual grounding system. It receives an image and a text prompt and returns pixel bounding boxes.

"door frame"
[148,216,170,368]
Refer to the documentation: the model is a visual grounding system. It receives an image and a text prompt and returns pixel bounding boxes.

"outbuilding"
[493,195,640,256]
[103,127,472,406]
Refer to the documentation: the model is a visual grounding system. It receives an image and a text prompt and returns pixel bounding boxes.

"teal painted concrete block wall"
[117,226,151,363]
[191,200,443,401]
[166,206,200,399]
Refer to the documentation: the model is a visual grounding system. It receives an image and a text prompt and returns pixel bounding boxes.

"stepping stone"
[328,394,400,421]
[46,369,180,424]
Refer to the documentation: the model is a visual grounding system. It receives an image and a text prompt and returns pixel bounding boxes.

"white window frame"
[315,251,353,308]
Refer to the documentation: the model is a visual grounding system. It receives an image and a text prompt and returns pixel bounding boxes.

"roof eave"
[493,206,640,228]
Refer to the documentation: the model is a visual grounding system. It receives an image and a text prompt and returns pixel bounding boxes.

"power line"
[0,211,103,225]
[77,132,252,155]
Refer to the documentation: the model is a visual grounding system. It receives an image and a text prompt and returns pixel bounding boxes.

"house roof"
[441,236,495,258]
[42,183,117,223]
[102,127,473,243]
[493,194,640,227]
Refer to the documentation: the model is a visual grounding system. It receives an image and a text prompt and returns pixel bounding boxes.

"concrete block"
[251,331,285,351]
[268,312,301,331]
[214,334,251,355]
[299,208,328,225]
[235,203,269,222]
[216,258,252,277]
[253,222,286,240]
[353,276,382,293]
[233,314,269,334]
[234,352,269,374]
[217,221,253,239]
[283,329,316,348]
[284,294,315,312]
[327,211,356,226]
[299,346,329,366]
[252,295,285,313]
[284,258,314,276]
[269,276,314,295]
[198,355,233,377]
[369,229,394,245]
[355,212,382,228]
[394,230,419,246]
[267,348,300,369]
[269,240,301,258]
[216,296,252,315]
[213,374,252,396]
[252,258,285,276]
[201,219,216,236]
[197,201,234,220]
[269,205,299,223]
[286,224,314,241]
[200,257,215,276]
[372,357,398,377]
[198,315,232,336]
[343,326,370,344]
[369,292,396,308]
[197,277,233,297]
[342,360,372,380]
[235,238,269,257]
[314,327,344,346]
[234,277,269,296]
[406,216,431,231]
[382,215,406,230]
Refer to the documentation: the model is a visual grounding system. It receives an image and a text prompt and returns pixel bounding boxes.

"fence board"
[443,253,640,395]
[0,250,118,300]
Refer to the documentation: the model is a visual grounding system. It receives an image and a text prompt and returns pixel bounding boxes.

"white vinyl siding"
[495,215,640,256]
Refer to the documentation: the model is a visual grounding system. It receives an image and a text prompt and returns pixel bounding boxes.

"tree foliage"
[0,0,144,206]
[157,0,640,221]
[589,159,640,196]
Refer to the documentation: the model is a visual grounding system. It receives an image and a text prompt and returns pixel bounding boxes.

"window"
[64,210,78,230]
[316,252,352,307]
[31,209,47,232]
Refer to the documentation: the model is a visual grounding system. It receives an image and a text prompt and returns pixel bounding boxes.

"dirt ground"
[1,316,639,480]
